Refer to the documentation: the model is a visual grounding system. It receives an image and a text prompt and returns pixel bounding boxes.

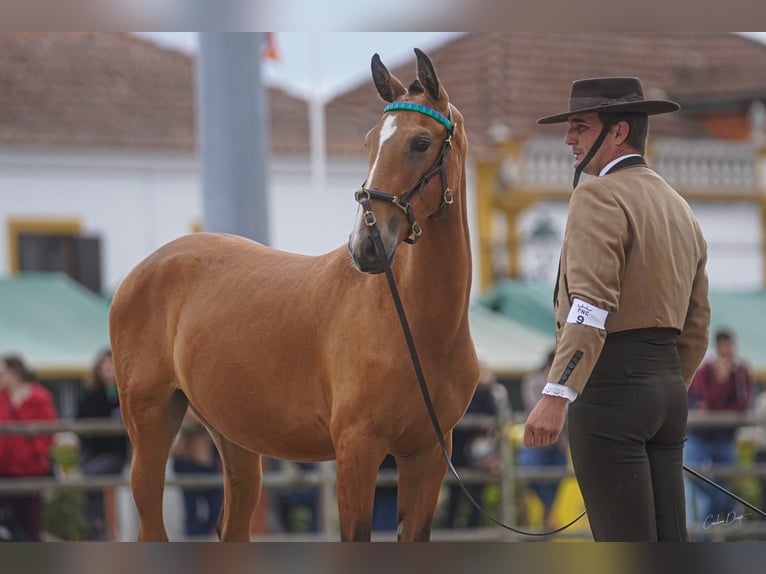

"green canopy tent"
[468,304,554,377]
[0,272,111,377]
[477,279,766,380]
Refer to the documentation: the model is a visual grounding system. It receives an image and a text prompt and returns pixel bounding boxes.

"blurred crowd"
[1,328,765,541]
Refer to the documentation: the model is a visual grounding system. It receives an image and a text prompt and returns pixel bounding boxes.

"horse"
[109,48,479,542]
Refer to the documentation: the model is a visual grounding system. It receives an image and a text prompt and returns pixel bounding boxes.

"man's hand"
[523,394,569,448]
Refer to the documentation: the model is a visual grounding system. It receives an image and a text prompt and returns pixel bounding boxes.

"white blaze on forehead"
[367,114,398,187]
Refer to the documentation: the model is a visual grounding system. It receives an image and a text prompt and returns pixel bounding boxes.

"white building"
[2,32,766,299]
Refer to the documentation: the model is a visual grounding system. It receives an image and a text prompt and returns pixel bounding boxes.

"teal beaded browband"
[383,102,453,133]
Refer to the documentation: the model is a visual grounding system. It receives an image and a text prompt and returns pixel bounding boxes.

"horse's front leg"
[395,434,451,541]
[332,424,387,541]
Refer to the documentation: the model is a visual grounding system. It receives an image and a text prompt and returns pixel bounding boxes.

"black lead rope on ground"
[364,198,766,536]
[683,463,766,519]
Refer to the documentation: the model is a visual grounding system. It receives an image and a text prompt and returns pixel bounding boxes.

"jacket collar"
[603,154,647,175]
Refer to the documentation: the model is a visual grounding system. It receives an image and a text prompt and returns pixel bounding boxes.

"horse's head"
[348,48,465,274]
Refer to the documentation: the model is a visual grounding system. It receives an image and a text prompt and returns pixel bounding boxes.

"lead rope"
[363,214,586,537]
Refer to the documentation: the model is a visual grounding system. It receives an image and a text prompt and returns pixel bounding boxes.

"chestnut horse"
[109,48,479,542]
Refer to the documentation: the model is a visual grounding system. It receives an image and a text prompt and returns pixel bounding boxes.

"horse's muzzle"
[348,236,396,274]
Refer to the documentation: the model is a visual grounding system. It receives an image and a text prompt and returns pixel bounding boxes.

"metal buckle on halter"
[446,122,457,148]
[411,221,422,238]
[355,188,370,203]
[391,195,410,216]
[443,188,454,205]
[363,210,377,227]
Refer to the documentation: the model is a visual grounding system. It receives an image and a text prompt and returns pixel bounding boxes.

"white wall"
[0,150,367,294]
[1,147,763,295]
[268,156,365,257]
[0,148,201,292]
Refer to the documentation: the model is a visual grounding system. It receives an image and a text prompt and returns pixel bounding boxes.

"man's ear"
[615,120,629,142]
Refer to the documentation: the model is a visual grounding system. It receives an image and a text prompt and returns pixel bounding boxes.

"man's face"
[565,113,617,176]
[717,339,735,361]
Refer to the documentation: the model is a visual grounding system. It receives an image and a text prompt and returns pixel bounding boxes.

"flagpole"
[197,32,270,245]
[309,32,327,194]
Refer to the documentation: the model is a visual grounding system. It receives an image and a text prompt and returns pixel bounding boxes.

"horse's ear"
[371,53,407,103]
[414,48,448,104]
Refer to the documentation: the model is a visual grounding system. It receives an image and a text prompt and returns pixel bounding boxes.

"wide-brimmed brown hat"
[537,77,680,124]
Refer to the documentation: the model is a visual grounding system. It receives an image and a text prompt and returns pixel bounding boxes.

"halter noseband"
[354,102,456,244]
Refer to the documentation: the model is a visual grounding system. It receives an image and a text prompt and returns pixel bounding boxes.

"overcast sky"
[134,32,462,99]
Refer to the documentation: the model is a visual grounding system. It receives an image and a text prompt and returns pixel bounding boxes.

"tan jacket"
[549,161,710,395]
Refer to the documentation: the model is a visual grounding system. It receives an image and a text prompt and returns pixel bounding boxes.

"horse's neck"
[396,197,473,323]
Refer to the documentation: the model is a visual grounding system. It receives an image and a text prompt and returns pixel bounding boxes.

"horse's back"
[109,233,343,459]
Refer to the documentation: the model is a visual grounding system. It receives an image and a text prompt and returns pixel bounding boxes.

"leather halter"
[354,103,456,245]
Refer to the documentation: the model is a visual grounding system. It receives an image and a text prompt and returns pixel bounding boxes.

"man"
[685,328,752,526]
[523,77,711,541]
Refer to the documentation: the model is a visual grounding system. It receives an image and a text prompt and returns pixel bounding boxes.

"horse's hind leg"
[395,437,451,541]
[121,386,188,541]
[208,431,262,542]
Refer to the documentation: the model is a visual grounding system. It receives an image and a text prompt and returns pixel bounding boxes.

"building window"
[7,218,103,294]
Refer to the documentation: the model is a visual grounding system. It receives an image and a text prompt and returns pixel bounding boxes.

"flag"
[263,32,279,61]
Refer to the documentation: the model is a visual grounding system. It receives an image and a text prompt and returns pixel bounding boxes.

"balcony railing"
[515,136,762,194]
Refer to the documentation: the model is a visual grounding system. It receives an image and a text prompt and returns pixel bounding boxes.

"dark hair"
[89,348,114,390]
[715,328,734,345]
[598,111,649,155]
[1,354,36,382]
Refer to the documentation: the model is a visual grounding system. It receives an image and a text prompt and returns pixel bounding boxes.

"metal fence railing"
[1,405,765,541]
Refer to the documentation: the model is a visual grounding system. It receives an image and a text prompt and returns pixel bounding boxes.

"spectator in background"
[685,328,752,525]
[443,355,500,529]
[76,349,128,540]
[171,410,223,538]
[372,454,398,533]
[518,349,568,530]
[0,354,58,541]
[753,389,766,519]
[274,461,319,533]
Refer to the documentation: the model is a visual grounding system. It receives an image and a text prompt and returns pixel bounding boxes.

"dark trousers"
[0,495,43,541]
[81,452,126,540]
[172,459,223,537]
[568,328,689,541]
[444,483,484,528]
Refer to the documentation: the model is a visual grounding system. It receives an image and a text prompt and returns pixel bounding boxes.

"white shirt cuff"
[542,382,578,403]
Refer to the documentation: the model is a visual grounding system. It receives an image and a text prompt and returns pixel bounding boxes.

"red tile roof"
[3,33,766,159]
[0,32,306,154]
[0,33,196,151]
[326,32,766,157]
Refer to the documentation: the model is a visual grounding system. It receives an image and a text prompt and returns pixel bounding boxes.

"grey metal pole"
[197,32,271,244]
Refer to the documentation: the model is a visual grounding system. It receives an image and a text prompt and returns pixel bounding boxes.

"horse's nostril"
[363,236,377,259]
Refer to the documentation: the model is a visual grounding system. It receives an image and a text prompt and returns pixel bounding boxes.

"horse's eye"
[411,137,431,153]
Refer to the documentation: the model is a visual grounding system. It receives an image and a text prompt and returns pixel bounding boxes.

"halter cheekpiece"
[355,102,456,244]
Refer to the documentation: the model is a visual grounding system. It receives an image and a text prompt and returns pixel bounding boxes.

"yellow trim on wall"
[6,218,82,274]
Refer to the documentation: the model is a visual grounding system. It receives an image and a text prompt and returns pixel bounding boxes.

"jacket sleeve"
[677,249,711,389]
[548,181,628,395]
